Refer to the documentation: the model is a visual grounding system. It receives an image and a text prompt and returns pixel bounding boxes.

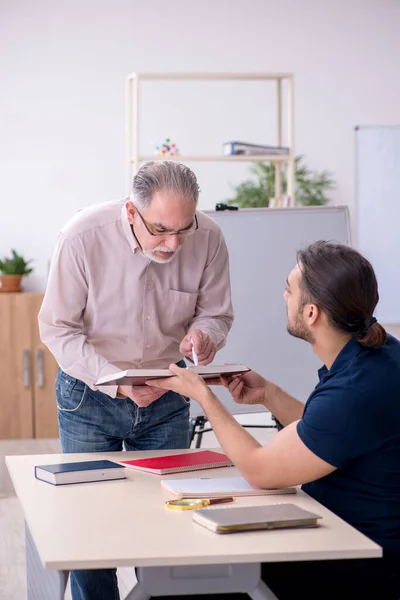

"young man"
[151,241,400,600]
[38,161,233,600]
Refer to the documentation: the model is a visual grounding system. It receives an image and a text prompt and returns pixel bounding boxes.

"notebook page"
[161,477,296,496]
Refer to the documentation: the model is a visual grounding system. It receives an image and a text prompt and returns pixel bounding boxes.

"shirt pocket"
[166,289,199,329]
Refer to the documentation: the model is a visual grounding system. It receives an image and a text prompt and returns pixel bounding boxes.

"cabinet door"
[31,294,59,438]
[0,294,34,439]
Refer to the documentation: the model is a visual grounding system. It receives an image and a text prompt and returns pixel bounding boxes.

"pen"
[165,497,235,510]
[190,337,199,366]
[202,497,235,506]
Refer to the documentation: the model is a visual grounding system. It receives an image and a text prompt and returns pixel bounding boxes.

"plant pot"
[0,274,23,293]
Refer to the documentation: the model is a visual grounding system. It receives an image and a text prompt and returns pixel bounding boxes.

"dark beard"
[287,320,315,344]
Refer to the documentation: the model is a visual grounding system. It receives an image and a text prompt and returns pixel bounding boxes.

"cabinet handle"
[23,350,30,388]
[37,348,44,388]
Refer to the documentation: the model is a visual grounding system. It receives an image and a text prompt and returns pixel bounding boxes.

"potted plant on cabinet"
[0,249,33,292]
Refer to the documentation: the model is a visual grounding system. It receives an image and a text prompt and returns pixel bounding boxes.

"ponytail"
[355,318,387,348]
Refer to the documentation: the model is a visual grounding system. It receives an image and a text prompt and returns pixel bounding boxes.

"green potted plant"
[0,249,33,293]
[227,155,335,208]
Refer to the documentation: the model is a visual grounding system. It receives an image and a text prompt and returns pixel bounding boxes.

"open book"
[95,364,250,387]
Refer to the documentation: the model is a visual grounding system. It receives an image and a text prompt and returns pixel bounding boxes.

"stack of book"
[223,141,289,156]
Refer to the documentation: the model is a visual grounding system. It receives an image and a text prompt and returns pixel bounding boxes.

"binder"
[222,141,290,156]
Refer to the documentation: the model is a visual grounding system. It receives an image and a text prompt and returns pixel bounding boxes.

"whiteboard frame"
[355,125,400,324]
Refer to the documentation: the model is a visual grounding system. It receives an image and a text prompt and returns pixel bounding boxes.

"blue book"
[34,460,126,486]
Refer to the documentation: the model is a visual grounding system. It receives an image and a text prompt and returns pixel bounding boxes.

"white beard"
[143,245,182,264]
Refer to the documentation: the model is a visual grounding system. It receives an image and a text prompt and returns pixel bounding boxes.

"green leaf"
[0,249,33,275]
[226,155,336,208]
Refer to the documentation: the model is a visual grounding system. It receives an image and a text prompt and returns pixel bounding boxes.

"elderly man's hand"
[179,329,217,366]
[117,384,166,407]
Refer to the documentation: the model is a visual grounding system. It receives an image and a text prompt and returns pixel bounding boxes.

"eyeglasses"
[136,210,198,238]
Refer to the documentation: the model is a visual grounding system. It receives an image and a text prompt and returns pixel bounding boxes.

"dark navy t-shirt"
[297,335,400,553]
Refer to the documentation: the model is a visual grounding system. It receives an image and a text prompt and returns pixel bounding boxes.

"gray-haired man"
[38,161,234,600]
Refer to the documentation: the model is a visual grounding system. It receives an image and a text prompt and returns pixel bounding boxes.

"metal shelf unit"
[125,72,295,205]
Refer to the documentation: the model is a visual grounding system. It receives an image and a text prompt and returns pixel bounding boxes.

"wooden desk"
[6,450,382,600]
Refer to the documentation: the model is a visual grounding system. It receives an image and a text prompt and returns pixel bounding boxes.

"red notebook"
[120,451,233,475]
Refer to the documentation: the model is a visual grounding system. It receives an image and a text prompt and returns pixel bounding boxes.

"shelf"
[134,154,291,164]
[127,72,293,82]
[126,71,295,205]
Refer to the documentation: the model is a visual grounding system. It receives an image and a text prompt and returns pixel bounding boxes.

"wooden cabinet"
[0,293,59,439]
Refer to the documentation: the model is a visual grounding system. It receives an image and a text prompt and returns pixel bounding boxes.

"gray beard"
[142,245,182,264]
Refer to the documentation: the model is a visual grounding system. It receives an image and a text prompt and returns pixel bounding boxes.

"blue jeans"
[56,366,190,600]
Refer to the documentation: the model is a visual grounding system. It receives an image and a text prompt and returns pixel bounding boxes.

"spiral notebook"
[120,451,233,475]
[161,476,297,498]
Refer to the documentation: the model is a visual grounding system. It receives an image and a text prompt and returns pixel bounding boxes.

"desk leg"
[25,521,68,600]
[125,583,151,600]
[125,564,278,599]
[249,579,279,600]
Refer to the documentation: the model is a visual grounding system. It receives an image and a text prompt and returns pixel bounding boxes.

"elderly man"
[38,160,233,600]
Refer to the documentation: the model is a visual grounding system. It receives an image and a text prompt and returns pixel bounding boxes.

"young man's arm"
[191,392,335,489]
[264,382,305,425]
[151,366,336,489]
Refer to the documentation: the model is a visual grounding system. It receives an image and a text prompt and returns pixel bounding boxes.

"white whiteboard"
[190,206,350,416]
[356,126,400,323]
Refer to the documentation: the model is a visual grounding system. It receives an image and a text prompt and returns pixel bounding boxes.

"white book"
[95,364,250,387]
[161,477,297,498]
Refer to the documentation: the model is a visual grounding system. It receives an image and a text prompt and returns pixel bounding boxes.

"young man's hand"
[221,370,269,407]
[150,363,210,404]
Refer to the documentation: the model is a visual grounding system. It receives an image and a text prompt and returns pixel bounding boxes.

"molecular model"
[155,137,180,157]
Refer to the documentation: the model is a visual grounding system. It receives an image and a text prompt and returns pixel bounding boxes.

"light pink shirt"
[38,199,234,398]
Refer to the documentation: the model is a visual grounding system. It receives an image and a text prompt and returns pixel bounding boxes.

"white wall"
[1,0,400,291]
